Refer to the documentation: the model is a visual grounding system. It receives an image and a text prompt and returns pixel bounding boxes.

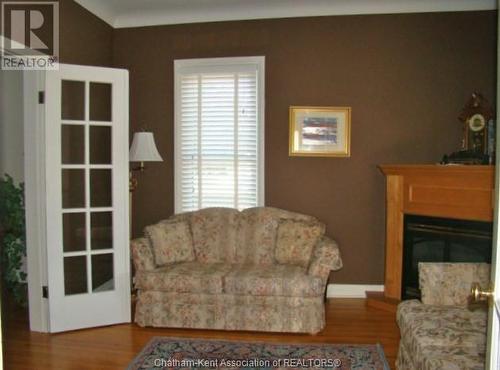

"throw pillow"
[144,220,195,266]
[419,262,491,306]
[275,220,325,268]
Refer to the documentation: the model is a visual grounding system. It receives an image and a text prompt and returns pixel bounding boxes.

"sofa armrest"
[308,236,343,282]
[131,237,156,272]
[419,262,490,306]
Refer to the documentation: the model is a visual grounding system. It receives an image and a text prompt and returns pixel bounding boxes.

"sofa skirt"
[135,290,325,334]
[396,341,413,370]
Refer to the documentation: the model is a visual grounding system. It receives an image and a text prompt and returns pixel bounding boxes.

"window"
[174,57,265,212]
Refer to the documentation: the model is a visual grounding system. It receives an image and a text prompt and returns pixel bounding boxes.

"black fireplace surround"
[402,214,492,300]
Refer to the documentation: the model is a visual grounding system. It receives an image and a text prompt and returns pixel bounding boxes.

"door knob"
[471,282,494,303]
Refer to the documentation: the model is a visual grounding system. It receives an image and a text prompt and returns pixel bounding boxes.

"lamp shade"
[129,132,163,162]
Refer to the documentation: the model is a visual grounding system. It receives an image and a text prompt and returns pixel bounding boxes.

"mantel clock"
[458,92,494,154]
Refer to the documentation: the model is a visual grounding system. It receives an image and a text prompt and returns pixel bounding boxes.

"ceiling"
[74,0,497,29]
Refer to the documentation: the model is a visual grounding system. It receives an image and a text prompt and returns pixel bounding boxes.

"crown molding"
[74,0,497,29]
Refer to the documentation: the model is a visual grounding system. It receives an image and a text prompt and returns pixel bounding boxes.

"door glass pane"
[91,212,112,250]
[90,169,112,207]
[63,213,86,252]
[89,82,112,122]
[89,126,111,164]
[92,254,114,292]
[62,169,85,208]
[64,256,88,295]
[61,80,85,120]
[61,125,85,164]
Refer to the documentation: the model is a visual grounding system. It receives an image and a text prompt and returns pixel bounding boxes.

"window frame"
[173,56,265,213]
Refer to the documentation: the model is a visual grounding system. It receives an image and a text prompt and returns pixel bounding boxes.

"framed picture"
[289,106,351,157]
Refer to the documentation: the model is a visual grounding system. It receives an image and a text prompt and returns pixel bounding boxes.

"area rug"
[127,337,390,370]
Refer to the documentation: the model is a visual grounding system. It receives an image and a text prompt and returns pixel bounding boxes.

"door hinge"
[42,286,48,299]
[38,91,45,104]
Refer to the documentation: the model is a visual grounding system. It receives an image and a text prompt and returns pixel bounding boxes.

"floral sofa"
[131,207,343,334]
[396,262,489,370]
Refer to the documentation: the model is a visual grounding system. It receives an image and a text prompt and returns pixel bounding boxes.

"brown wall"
[113,11,496,284]
[59,0,113,66]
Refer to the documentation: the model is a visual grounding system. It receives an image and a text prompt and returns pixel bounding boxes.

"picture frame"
[289,106,351,157]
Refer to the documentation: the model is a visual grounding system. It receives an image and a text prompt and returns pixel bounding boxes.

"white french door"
[43,64,130,332]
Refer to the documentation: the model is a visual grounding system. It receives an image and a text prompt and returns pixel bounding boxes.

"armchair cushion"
[144,220,195,266]
[224,264,324,297]
[275,220,325,268]
[419,262,490,306]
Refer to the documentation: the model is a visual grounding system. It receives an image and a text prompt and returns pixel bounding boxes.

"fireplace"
[367,165,494,312]
[402,214,492,300]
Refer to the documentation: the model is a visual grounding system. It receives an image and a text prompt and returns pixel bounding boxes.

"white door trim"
[24,70,49,332]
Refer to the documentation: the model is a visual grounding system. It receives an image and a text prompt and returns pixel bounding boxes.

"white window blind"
[174,57,265,213]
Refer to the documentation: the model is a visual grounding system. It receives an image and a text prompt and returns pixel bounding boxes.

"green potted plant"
[0,174,27,306]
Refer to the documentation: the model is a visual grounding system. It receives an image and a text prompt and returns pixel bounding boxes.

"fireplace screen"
[402,214,492,300]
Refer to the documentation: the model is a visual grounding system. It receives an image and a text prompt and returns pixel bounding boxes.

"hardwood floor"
[2,298,400,369]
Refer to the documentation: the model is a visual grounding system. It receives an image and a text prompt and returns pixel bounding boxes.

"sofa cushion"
[397,299,487,366]
[275,220,325,268]
[236,207,319,266]
[419,262,490,306]
[144,220,195,266]
[224,264,324,297]
[135,262,232,294]
[190,208,240,263]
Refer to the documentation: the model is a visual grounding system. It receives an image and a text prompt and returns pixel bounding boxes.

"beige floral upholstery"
[275,220,325,268]
[397,338,485,370]
[223,295,325,333]
[419,262,490,306]
[135,262,232,294]
[224,264,324,297]
[190,208,240,263]
[144,220,195,266]
[131,207,342,334]
[308,237,343,282]
[135,291,325,333]
[235,207,318,265]
[396,262,489,370]
[130,237,155,271]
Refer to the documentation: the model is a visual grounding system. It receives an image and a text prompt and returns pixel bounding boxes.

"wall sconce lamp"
[129,131,163,192]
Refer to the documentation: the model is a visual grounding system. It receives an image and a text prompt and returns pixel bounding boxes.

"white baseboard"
[326,284,384,298]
